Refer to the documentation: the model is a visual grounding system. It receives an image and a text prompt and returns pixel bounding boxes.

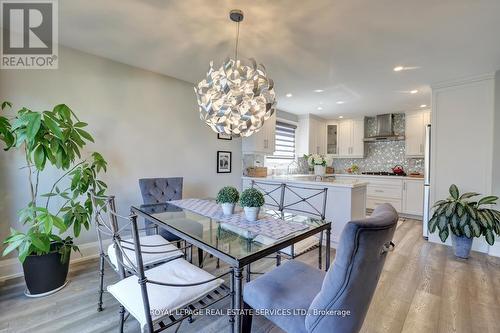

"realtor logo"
[1,0,58,69]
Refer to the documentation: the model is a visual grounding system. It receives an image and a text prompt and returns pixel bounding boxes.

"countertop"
[242,175,369,189]
[332,173,424,181]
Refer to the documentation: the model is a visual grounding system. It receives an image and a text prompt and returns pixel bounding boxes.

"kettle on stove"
[392,165,405,175]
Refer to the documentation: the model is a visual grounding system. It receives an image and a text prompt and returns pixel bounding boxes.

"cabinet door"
[337,120,351,157]
[405,112,424,157]
[317,121,327,155]
[326,123,338,155]
[263,112,276,154]
[403,180,424,215]
[350,118,365,158]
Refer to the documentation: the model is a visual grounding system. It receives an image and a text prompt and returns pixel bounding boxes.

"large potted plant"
[216,186,239,216]
[428,184,500,259]
[240,188,265,221]
[0,101,107,296]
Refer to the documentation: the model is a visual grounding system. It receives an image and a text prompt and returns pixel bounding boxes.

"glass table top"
[132,201,330,263]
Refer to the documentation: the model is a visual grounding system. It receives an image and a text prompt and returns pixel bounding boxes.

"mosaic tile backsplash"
[332,113,425,174]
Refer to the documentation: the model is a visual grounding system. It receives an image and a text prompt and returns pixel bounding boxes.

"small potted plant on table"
[307,154,330,176]
[240,188,265,222]
[216,186,239,216]
[428,184,500,259]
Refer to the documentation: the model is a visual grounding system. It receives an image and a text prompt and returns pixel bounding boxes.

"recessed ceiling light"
[410,89,418,94]
[317,106,323,110]
[393,66,404,72]
[336,101,345,105]
[314,89,324,93]
[339,116,344,119]
[420,104,427,108]
[285,93,293,98]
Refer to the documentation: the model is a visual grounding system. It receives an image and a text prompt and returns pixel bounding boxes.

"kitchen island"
[242,175,367,247]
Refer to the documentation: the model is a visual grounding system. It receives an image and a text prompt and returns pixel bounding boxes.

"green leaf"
[439,227,449,242]
[463,225,472,238]
[30,234,50,253]
[485,229,495,246]
[74,122,88,128]
[451,214,460,229]
[43,113,64,140]
[53,104,71,121]
[2,236,25,256]
[438,215,448,230]
[33,144,46,170]
[445,202,456,218]
[26,112,41,140]
[449,184,459,200]
[459,213,469,228]
[478,196,498,206]
[18,239,32,263]
[465,204,477,220]
[432,200,448,208]
[459,192,480,200]
[73,222,81,237]
[75,128,94,142]
[1,101,12,110]
[469,219,481,237]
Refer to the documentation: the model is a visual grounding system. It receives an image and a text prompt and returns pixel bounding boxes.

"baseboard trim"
[0,239,111,282]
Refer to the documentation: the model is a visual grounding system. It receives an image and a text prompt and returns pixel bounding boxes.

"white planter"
[221,203,235,216]
[314,165,326,176]
[243,206,260,221]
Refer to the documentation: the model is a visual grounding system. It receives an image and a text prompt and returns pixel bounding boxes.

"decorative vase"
[244,206,260,221]
[451,234,473,259]
[221,202,235,216]
[314,165,326,176]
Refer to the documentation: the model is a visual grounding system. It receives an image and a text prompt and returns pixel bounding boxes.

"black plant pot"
[22,250,70,296]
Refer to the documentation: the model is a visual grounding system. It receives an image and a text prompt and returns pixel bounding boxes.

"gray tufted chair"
[242,203,398,333]
[139,178,204,267]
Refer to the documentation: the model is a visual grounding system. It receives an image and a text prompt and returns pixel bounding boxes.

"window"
[267,121,297,161]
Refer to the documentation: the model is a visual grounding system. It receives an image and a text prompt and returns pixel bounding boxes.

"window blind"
[267,121,297,160]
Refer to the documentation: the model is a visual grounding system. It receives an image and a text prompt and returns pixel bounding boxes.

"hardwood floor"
[1,219,500,333]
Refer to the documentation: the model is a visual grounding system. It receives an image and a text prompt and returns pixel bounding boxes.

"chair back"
[305,203,398,333]
[139,177,183,204]
[250,180,285,211]
[282,184,328,220]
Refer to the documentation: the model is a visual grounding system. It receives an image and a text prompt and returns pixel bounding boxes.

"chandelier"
[194,9,276,137]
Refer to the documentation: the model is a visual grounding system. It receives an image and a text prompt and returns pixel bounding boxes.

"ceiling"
[59,0,500,119]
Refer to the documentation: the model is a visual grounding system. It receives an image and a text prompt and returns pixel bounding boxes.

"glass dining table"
[131,200,332,333]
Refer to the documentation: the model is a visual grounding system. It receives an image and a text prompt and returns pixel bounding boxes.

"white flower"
[308,154,327,166]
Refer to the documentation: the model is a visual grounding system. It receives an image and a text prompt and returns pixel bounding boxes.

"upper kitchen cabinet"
[336,118,365,158]
[405,110,431,157]
[326,122,338,155]
[242,112,276,155]
[296,114,327,155]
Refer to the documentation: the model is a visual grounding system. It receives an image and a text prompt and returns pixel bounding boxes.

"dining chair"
[241,203,398,333]
[139,177,204,267]
[94,198,232,333]
[91,192,185,312]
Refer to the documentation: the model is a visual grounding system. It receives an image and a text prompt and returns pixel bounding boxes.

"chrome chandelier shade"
[194,10,276,137]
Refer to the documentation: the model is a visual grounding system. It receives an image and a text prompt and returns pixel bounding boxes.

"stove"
[361,171,407,176]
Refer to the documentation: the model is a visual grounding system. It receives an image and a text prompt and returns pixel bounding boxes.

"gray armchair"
[242,203,398,333]
[139,177,204,267]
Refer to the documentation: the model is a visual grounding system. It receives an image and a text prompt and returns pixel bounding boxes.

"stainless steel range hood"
[363,114,405,142]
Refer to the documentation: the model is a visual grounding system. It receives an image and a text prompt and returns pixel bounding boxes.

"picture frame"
[217,133,232,140]
[217,151,232,173]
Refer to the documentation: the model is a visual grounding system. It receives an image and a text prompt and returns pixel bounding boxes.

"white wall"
[0,46,242,256]
[430,73,499,255]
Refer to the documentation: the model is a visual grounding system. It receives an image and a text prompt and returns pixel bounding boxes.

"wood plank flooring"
[1,219,500,333]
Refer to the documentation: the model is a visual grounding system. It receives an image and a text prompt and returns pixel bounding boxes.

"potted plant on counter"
[216,186,239,216]
[240,188,265,222]
[307,154,331,176]
[0,101,107,296]
[428,184,500,259]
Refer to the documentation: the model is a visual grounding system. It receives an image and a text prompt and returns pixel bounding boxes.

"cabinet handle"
[374,189,384,193]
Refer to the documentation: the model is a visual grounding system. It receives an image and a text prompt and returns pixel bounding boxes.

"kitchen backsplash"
[332,113,424,174]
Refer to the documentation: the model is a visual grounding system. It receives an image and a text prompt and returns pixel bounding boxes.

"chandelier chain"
[235,21,240,60]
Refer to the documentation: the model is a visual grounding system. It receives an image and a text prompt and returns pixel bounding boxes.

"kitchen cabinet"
[326,123,338,155]
[405,110,431,157]
[402,179,424,215]
[242,112,276,154]
[335,174,424,217]
[336,118,365,158]
[296,114,327,155]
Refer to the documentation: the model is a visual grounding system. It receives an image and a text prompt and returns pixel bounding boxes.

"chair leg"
[276,253,281,266]
[246,264,251,282]
[118,305,125,333]
[318,231,324,270]
[97,254,105,312]
[242,302,253,333]
[197,248,203,268]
